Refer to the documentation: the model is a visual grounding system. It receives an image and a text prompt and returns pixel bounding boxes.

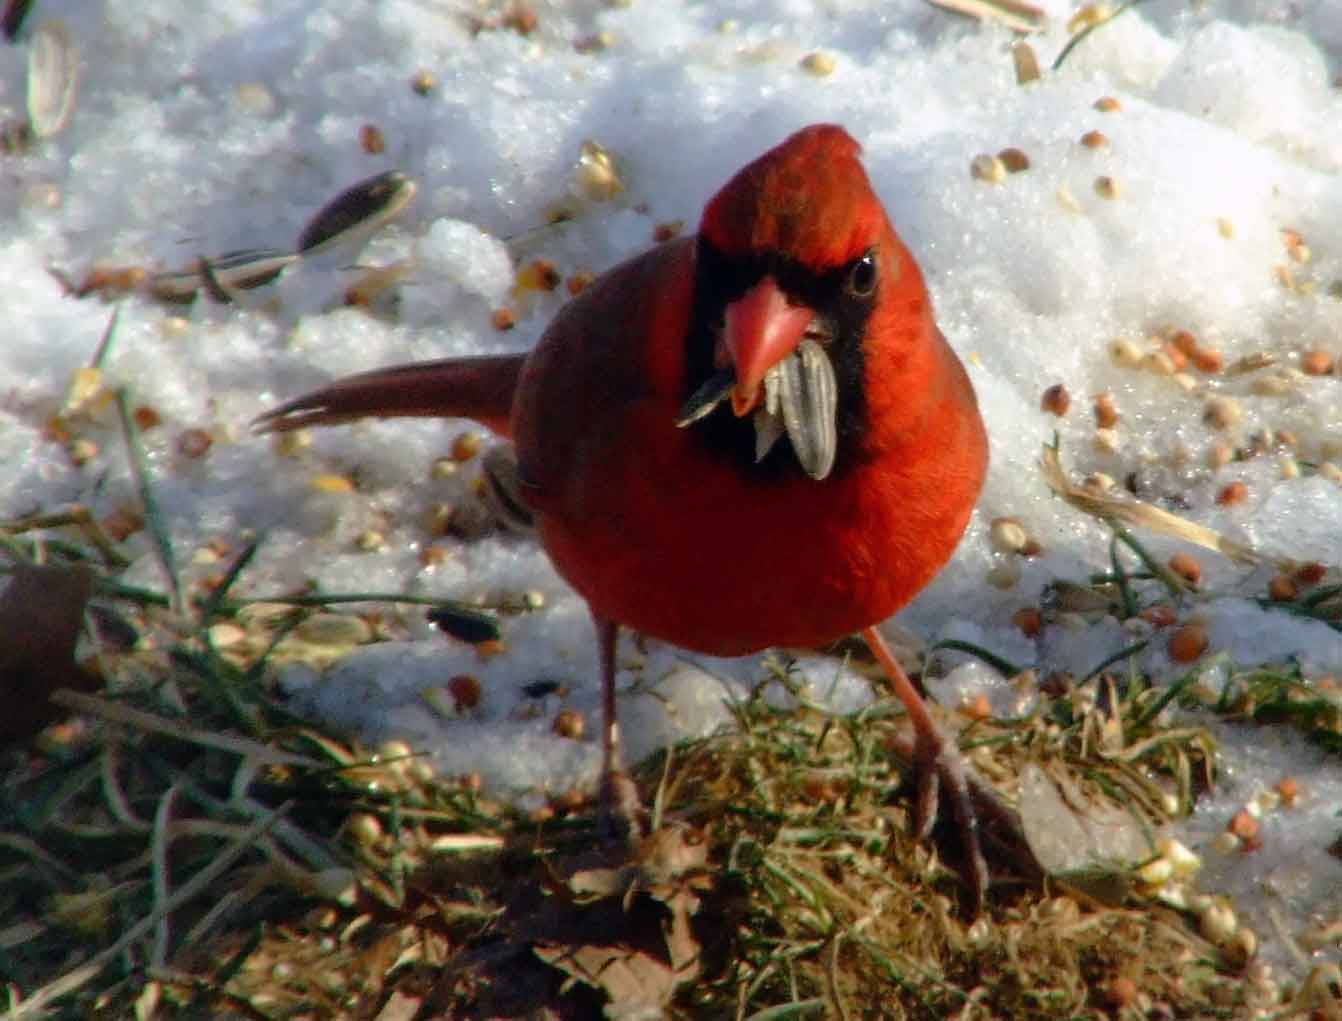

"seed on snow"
[1200,901,1238,946]
[574,140,623,201]
[447,674,482,711]
[552,708,585,740]
[1301,349,1334,375]
[1040,382,1070,416]
[410,69,436,95]
[1206,443,1233,470]
[1012,606,1042,637]
[1216,481,1248,506]
[1167,552,1202,586]
[989,516,1029,554]
[985,559,1021,590]
[970,153,1006,184]
[1109,337,1143,367]
[1093,428,1120,455]
[1267,575,1298,602]
[1294,562,1326,585]
[998,147,1030,173]
[1094,176,1120,199]
[1168,623,1208,662]
[799,51,836,76]
[450,431,483,462]
[1276,776,1299,806]
[1093,392,1119,428]
[1202,396,1242,431]
[1192,347,1224,374]
[1093,95,1122,112]
[1080,129,1109,150]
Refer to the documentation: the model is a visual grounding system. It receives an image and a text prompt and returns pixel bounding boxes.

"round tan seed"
[1109,337,1143,367]
[1093,428,1120,454]
[552,708,586,740]
[989,516,1029,554]
[1080,129,1109,150]
[997,147,1030,173]
[1093,96,1122,112]
[970,153,1006,184]
[1202,396,1242,431]
[1094,175,1119,199]
[799,51,836,76]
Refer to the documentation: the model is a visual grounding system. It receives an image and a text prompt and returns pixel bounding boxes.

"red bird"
[257,125,992,909]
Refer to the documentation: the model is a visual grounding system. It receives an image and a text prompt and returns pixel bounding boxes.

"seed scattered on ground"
[1203,396,1242,431]
[359,123,385,154]
[970,153,1006,183]
[1093,392,1119,428]
[1267,575,1298,602]
[799,51,836,76]
[1301,349,1334,375]
[1012,606,1042,637]
[552,708,585,740]
[1216,480,1248,506]
[1169,623,1209,662]
[989,516,1029,554]
[1168,552,1201,586]
[1040,382,1070,416]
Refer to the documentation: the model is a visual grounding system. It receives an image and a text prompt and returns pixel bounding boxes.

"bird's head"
[677,123,909,481]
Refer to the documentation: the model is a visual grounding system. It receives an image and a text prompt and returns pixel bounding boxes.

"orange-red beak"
[718,277,814,417]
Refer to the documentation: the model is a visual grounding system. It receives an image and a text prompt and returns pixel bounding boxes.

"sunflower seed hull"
[776,339,837,480]
[296,171,417,254]
[675,369,734,427]
[26,19,78,139]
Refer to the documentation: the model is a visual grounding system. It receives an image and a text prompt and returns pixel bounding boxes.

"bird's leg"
[861,625,988,917]
[594,615,646,843]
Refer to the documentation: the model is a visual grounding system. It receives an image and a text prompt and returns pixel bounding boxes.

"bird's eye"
[846,249,878,298]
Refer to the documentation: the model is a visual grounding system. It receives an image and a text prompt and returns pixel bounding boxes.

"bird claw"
[909,731,989,920]
[597,769,647,846]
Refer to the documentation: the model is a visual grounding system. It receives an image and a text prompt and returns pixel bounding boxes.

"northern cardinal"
[256,125,993,910]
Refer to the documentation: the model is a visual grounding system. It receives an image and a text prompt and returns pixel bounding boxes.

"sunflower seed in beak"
[753,403,786,462]
[767,338,837,480]
[675,368,734,428]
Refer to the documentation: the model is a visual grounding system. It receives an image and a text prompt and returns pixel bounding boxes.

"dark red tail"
[253,354,525,438]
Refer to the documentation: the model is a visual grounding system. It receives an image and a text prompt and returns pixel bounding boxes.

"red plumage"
[257,124,995,913]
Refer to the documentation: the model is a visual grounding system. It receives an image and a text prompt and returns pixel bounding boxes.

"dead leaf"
[0,559,99,744]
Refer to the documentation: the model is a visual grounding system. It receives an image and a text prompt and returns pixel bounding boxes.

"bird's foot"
[909,729,989,920]
[596,768,647,846]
